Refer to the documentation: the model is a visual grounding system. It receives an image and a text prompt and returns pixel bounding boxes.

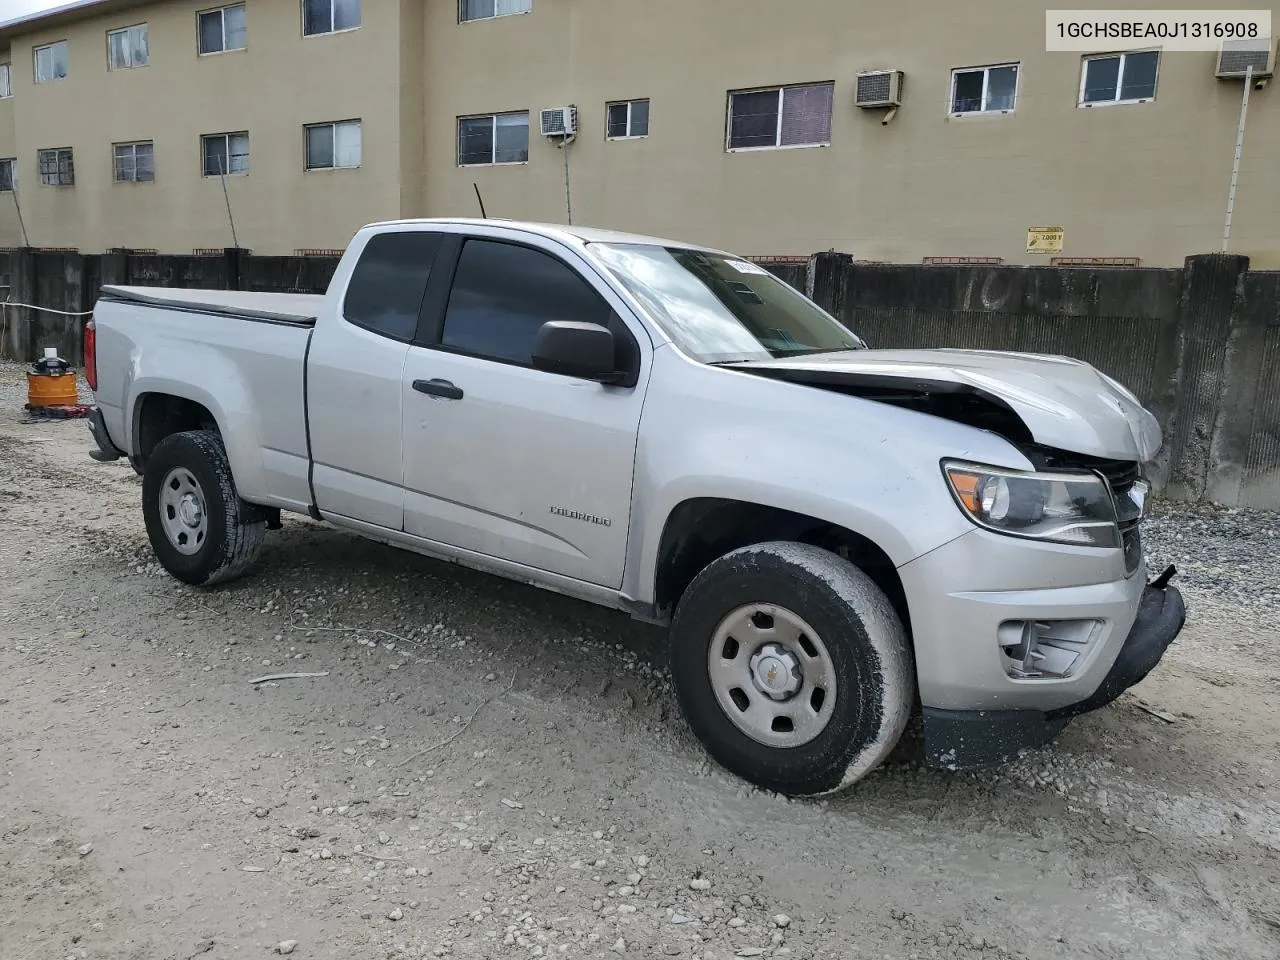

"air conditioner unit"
[1216,39,1275,79]
[539,106,578,137]
[855,70,904,108]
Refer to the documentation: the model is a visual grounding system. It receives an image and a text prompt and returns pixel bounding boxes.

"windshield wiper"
[771,345,862,358]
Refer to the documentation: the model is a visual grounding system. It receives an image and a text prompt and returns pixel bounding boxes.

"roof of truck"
[364,218,730,256]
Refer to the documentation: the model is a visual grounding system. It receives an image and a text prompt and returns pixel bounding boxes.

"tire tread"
[670,540,913,796]
[143,430,266,587]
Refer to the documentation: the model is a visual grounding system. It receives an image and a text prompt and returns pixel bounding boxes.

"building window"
[0,64,11,98]
[38,147,75,186]
[606,99,649,139]
[458,112,529,166]
[460,0,531,22]
[302,0,361,36]
[202,132,249,176]
[306,120,362,170]
[950,63,1018,114]
[114,141,155,182]
[1080,50,1159,105]
[727,82,833,151]
[34,41,69,84]
[199,4,247,54]
[0,159,14,192]
[107,24,149,70]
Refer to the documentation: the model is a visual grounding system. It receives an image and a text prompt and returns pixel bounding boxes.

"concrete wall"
[1213,269,1280,509]
[1,249,97,362]
[0,246,331,361]
[1,244,1276,510]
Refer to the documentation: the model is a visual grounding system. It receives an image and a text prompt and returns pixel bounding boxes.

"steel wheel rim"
[707,603,837,748]
[158,467,208,556]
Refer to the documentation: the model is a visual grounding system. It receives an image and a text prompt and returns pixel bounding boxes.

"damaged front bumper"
[922,570,1187,770]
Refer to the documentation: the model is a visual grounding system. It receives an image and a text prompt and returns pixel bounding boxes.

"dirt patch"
[1,363,1277,960]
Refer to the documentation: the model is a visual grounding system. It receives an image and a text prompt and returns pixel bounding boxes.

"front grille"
[1092,459,1141,498]
[1031,448,1145,575]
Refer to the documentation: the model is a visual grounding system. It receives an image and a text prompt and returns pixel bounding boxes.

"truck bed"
[100,285,322,326]
[92,285,318,514]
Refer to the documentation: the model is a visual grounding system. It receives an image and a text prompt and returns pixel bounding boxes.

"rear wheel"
[142,430,266,586]
[669,541,913,796]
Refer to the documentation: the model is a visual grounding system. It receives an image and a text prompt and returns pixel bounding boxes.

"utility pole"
[218,158,240,249]
[10,184,30,248]
[1222,65,1254,252]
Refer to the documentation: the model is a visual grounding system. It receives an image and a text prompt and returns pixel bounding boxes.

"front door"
[400,234,649,588]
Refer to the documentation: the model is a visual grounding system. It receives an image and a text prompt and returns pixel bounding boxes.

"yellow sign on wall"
[1027,226,1064,254]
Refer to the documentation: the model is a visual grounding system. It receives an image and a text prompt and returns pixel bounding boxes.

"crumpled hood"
[734,348,1162,463]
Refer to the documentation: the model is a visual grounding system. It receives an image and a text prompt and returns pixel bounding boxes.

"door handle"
[413,378,464,400]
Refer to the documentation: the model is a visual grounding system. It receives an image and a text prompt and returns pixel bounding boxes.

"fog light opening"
[997,618,1101,679]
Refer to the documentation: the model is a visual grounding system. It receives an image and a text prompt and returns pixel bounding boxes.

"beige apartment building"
[0,0,1277,265]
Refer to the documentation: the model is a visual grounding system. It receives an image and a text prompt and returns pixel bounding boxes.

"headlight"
[942,460,1119,548]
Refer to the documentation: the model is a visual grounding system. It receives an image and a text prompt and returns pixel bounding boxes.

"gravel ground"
[1,361,1277,960]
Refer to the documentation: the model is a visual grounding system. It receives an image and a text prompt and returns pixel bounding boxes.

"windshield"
[589,242,865,364]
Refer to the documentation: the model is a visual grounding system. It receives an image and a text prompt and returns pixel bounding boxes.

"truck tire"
[669,541,913,796]
[142,430,267,587]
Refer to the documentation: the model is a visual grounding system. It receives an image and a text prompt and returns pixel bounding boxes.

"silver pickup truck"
[85,218,1186,795]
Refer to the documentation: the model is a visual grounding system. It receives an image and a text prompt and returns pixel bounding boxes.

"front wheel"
[669,542,913,796]
[142,430,267,586]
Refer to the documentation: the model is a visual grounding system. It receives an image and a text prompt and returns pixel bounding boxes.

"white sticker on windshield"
[726,259,770,275]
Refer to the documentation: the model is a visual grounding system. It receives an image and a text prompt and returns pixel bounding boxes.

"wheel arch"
[650,497,911,640]
[131,392,221,470]
[126,377,268,502]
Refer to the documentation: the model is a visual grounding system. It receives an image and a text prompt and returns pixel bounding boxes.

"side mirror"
[531,320,618,382]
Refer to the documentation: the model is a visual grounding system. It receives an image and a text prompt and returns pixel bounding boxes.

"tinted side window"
[343,232,442,341]
[442,239,614,365]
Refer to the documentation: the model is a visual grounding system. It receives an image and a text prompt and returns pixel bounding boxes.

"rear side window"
[441,239,613,365]
[343,232,442,341]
